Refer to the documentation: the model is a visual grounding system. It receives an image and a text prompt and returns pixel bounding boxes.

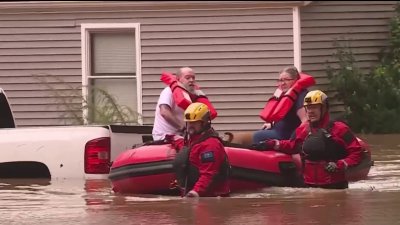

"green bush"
[34,74,141,125]
[327,4,400,133]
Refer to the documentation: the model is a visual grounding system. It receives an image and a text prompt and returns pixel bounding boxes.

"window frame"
[81,23,142,125]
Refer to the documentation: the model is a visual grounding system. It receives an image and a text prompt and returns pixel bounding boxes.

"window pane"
[89,78,139,124]
[92,32,136,75]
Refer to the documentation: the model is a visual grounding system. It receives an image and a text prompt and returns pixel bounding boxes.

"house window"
[81,23,142,125]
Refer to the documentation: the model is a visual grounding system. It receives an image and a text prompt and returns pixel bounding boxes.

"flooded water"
[1,134,400,225]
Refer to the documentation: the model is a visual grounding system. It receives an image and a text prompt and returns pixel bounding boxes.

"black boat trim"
[230,165,301,187]
[109,160,174,181]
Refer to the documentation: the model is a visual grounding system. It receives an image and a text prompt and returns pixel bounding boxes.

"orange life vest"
[259,72,315,123]
[160,72,218,120]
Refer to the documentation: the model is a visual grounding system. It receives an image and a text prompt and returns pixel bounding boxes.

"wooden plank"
[302,33,389,42]
[0,61,81,70]
[142,65,292,74]
[0,68,82,77]
[11,103,81,112]
[143,108,261,117]
[0,75,81,83]
[302,54,378,64]
[142,29,293,39]
[302,19,390,28]
[0,47,80,56]
[4,89,81,98]
[302,4,396,13]
[308,1,396,6]
[9,97,81,105]
[142,72,280,82]
[0,8,292,20]
[302,40,388,49]
[143,86,276,96]
[14,118,78,127]
[143,101,263,111]
[0,83,81,91]
[302,61,378,71]
[140,22,293,32]
[301,11,395,20]
[0,40,81,48]
[0,20,75,28]
[0,33,79,42]
[302,46,384,56]
[142,50,293,60]
[75,14,293,26]
[143,93,270,104]
[141,36,292,46]
[142,43,294,53]
[0,27,80,35]
[142,57,293,68]
[0,54,80,63]
[301,25,389,35]
[143,79,279,89]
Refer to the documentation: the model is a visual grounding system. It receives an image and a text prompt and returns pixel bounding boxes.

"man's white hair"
[176,67,194,77]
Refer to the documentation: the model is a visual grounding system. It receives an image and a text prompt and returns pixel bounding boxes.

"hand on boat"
[261,123,272,130]
[185,190,199,198]
[325,160,348,173]
[250,140,276,151]
[325,162,338,173]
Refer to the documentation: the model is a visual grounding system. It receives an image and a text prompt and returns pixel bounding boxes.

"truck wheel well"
[0,161,51,178]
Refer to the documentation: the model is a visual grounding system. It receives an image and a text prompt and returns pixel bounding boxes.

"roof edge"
[0,1,310,13]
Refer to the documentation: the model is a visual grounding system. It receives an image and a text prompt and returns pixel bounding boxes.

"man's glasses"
[277,78,294,83]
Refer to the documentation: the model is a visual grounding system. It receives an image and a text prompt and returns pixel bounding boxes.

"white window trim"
[81,23,142,125]
[292,6,301,72]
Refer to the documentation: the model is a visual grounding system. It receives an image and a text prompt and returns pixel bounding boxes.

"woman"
[253,66,314,143]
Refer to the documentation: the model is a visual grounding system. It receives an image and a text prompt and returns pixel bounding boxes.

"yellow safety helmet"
[304,90,328,106]
[184,102,210,122]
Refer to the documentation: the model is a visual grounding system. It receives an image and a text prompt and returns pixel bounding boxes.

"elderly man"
[152,67,197,141]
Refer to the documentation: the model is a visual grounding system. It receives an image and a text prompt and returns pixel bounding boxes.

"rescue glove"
[250,140,276,151]
[325,160,348,173]
[325,162,338,173]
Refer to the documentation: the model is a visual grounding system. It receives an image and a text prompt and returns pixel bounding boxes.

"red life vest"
[259,72,316,123]
[160,72,218,120]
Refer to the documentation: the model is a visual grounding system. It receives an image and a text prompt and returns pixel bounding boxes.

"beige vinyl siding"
[301,1,398,114]
[0,4,294,132]
[137,8,295,132]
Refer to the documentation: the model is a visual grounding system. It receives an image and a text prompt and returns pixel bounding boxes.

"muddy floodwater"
[1,134,400,225]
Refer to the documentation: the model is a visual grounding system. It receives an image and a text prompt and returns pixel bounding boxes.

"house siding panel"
[3,1,395,132]
[0,4,294,132]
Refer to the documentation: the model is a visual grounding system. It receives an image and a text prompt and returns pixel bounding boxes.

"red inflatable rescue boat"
[109,138,373,194]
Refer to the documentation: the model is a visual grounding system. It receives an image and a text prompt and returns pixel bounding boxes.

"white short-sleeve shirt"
[152,87,185,140]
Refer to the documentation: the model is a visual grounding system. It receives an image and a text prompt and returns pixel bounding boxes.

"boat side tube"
[109,160,174,181]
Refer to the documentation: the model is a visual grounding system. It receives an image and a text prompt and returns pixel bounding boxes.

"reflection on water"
[1,134,400,225]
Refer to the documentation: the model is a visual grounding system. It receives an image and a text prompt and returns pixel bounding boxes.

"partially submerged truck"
[0,88,152,180]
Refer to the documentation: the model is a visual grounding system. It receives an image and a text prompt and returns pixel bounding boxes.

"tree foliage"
[327,4,400,133]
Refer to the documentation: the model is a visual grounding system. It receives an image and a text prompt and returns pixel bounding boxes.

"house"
[0,1,397,132]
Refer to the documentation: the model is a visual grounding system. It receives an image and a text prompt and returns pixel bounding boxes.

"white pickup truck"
[0,88,153,180]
